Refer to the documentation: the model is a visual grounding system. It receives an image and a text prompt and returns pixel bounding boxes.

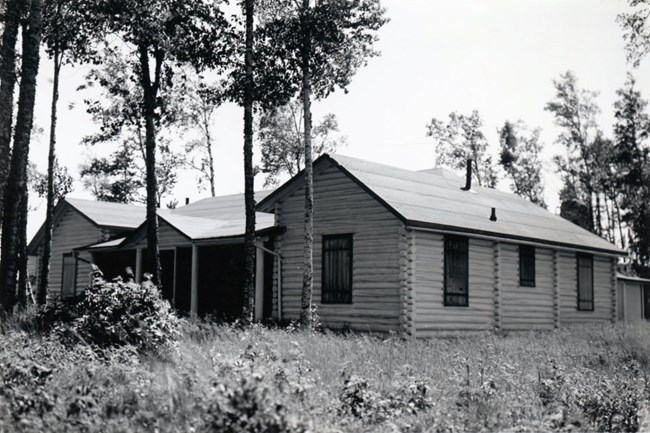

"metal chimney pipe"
[462,159,473,190]
[490,207,497,222]
[185,197,190,205]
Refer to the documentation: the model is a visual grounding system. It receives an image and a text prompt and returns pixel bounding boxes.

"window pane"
[577,255,593,311]
[445,236,468,306]
[322,235,353,304]
[519,245,535,286]
[61,255,75,299]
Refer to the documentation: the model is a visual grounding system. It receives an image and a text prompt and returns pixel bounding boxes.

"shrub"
[205,376,306,433]
[72,271,180,353]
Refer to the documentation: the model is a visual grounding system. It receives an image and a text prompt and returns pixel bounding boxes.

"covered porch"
[81,237,276,322]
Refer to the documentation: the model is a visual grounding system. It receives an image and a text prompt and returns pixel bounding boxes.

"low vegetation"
[1,281,649,432]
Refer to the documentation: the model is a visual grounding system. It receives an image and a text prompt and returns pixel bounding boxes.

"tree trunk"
[299,0,314,328]
[38,51,61,305]
[242,0,256,323]
[17,187,28,307]
[595,192,603,236]
[0,0,44,313]
[206,127,216,198]
[614,197,626,250]
[0,0,23,216]
[138,45,162,286]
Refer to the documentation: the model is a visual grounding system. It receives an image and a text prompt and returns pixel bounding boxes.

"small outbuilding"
[616,273,650,322]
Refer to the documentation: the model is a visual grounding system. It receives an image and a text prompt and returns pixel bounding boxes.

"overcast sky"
[26,0,650,239]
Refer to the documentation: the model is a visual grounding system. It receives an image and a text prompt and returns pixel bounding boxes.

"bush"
[72,271,180,353]
[205,376,306,433]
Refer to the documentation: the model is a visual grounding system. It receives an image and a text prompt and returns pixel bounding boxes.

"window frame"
[443,235,469,307]
[60,252,77,299]
[321,233,353,305]
[576,253,594,312]
[519,245,536,287]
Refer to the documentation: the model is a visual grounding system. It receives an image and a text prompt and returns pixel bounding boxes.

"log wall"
[275,162,403,331]
[413,232,494,335]
[48,207,102,300]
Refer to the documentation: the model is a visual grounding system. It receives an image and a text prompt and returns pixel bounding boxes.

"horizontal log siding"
[48,208,102,300]
[500,244,554,330]
[559,252,613,324]
[276,163,403,332]
[414,232,494,335]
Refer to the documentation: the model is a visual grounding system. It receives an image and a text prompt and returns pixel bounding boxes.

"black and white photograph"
[1,0,650,432]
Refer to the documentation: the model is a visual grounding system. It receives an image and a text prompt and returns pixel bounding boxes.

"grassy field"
[1,312,650,432]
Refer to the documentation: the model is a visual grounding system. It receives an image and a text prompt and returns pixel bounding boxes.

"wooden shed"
[616,273,650,322]
[257,154,625,335]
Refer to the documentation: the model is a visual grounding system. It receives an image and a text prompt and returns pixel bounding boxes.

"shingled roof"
[257,153,624,255]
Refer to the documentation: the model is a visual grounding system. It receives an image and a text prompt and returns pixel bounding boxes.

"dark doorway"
[92,250,136,282]
[175,247,192,313]
[262,241,274,321]
[160,250,175,302]
[198,243,245,321]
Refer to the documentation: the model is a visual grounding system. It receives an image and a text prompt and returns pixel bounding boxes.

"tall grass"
[1,313,649,432]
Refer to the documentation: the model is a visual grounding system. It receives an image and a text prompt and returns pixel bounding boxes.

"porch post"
[135,248,143,284]
[255,244,264,321]
[191,244,199,315]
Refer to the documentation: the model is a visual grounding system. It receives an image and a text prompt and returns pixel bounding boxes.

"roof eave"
[406,220,626,257]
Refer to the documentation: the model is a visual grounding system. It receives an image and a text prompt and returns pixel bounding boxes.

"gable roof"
[257,153,625,256]
[28,198,147,254]
[65,198,146,229]
[112,191,278,247]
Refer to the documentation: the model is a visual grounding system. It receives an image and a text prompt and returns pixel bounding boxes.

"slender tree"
[426,110,499,188]
[78,0,233,285]
[0,0,24,217]
[241,0,256,323]
[0,0,45,312]
[260,0,387,326]
[176,76,222,197]
[545,71,601,233]
[613,73,650,264]
[498,120,547,208]
[258,98,346,187]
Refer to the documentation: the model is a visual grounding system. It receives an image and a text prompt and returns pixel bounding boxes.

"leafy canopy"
[498,121,547,208]
[258,99,347,187]
[426,110,498,188]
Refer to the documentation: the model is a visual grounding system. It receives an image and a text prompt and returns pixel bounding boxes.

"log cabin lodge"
[28,154,639,335]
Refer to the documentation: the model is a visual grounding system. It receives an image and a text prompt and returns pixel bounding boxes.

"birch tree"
[38,0,98,304]
[498,120,547,208]
[426,110,499,188]
[78,0,233,286]
[0,0,45,312]
[258,99,346,187]
[545,71,601,233]
[259,0,387,326]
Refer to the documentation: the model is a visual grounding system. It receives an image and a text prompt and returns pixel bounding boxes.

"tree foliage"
[28,161,74,201]
[426,110,498,188]
[258,98,347,187]
[613,73,650,264]
[175,73,222,197]
[258,0,387,326]
[545,71,601,233]
[498,121,547,208]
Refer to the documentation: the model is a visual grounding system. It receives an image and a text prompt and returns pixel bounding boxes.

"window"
[577,254,593,311]
[61,253,76,299]
[519,245,536,287]
[444,235,469,306]
[321,234,353,304]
